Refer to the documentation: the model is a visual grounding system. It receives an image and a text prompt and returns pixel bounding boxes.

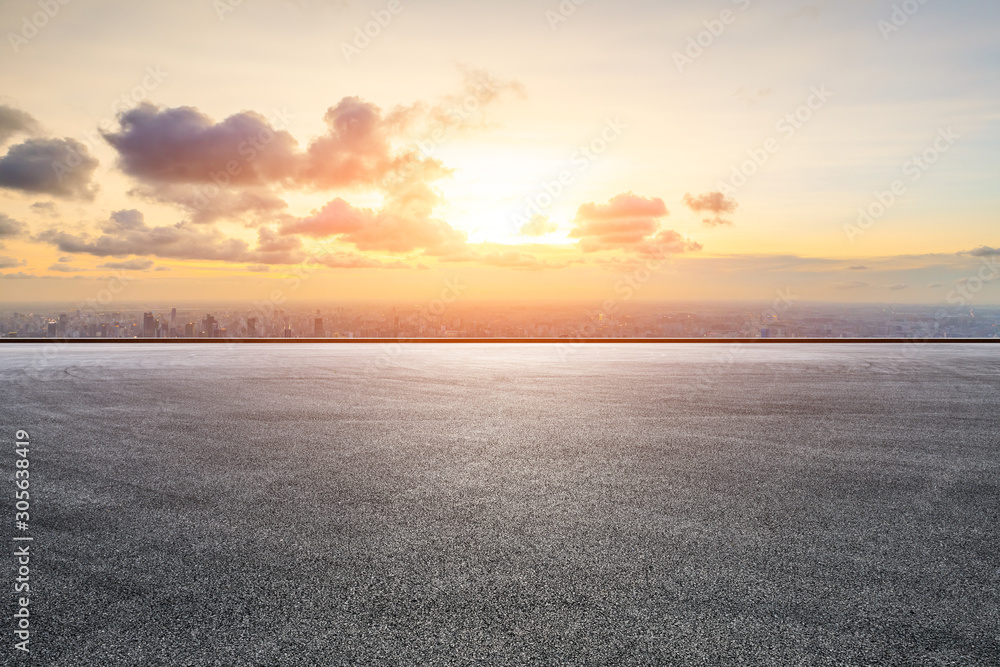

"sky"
[0,0,998,306]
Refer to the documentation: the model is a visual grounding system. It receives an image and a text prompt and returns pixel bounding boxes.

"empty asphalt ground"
[1,344,998,665]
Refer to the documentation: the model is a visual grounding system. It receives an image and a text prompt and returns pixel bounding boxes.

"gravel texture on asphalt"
[1,343,998,666]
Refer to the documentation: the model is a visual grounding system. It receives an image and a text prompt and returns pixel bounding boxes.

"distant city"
[1,302,998,339]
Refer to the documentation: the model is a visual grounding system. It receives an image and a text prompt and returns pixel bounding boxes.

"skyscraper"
[202,315,217,337]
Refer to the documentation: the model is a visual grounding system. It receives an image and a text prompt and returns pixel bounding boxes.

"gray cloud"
[37,209,306,265]
[0,138,99,199]
[0,256,26,269]
[0,106,40,144]
[106,209,146,231]
[0,213,27,246]
[103,104,300,187]
[98,258,155,271]
[30,201,58,217]
[967,246,1000,257]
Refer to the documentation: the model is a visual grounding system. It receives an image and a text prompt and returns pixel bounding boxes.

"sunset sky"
[0,0,998,305]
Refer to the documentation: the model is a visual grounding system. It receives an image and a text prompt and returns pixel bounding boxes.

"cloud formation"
[105,105,300,186]
[0,256,26,269]
[315,251,400,269]
[0,106,40,144]
[100,69,522,226]
[102,98,452,224]
[683,191,738,227]
[0,213,27,247]
[281,191,467,256]
[98,259,155,271]
[48,263,84,273]
[519,214,557,237]
[102,104,300,223]
[477,249,552,270]
[30,201,58,217]
[0,138,99,199]
[569,193,700,258]
[37,209,307,265]
[967,246,1000,257]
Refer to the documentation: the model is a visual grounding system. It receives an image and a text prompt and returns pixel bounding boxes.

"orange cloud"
[570,193,668,249]
[683,191,738,227]
[568,193,701,258]
[281,192,467,256]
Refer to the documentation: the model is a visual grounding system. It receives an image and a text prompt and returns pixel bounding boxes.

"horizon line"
[2,338,997,345]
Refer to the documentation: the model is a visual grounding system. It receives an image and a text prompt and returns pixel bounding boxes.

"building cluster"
[2,303,998,339]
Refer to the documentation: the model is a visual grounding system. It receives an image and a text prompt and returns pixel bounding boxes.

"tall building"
[202,315,217,337]
[314,317,324,337]
[143,312,155,338]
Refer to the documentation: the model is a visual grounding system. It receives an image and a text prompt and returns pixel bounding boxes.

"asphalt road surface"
[1,344,998,665]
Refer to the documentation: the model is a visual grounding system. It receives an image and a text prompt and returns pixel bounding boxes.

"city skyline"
[1,1,999,306]
[4,300,997,340]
